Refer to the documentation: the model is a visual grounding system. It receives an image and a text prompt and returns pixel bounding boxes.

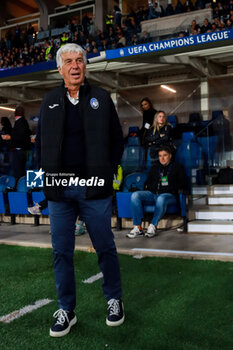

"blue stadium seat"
[122,172,147,192]
[121,145,145,175]
[182,131,194,142]
[176,132,203,182]
[0,175,16,191]
[128,126,139,135]
[127,136,140,146]
[0,175,16,215]
[0,192,5,215]
[197,136,218,167]
[167,115,178,128]
[8,176,29,219]
[144,150,152,173]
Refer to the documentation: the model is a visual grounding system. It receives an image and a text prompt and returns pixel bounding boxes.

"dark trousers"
[48,185,122,311]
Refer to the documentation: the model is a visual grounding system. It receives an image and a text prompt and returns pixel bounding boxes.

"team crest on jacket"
[90,98,99,109]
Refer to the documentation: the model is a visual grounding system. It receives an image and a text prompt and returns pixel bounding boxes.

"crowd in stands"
[0,0,233,70]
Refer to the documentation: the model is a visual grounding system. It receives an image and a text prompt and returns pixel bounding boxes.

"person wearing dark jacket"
[0,116,12,150]
[127,146,187,238]
[1,106,31,179]
[139,97,156,143]
[1,116,12,135]
[36,43,124,337]
[145,110,173,161]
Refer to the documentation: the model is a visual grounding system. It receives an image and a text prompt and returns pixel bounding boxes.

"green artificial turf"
[1,244,233,350]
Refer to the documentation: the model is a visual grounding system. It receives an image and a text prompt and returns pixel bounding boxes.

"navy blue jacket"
[36,79,124,201]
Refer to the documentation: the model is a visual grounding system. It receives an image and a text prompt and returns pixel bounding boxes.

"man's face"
[58,51,86,88]
[158,150,172,166]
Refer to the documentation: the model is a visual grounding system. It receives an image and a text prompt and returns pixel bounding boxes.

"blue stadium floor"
[1,223,233,261]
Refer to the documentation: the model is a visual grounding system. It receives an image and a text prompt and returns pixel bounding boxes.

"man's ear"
[58,66,63,76]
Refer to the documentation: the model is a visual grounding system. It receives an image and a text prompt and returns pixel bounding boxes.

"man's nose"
[71,61,79,68]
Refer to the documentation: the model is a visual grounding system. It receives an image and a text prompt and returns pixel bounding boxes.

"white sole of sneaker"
[126,234,143,239]
[27,208,41,215]
[49,315,77,337]
[145,233,157,238]
[106,314,125,327]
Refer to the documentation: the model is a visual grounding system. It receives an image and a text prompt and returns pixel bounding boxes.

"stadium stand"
[1,0,233,69]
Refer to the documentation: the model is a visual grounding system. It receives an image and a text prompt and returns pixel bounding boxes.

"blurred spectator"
[14,25,21,48]
[1,106,31,179]
[136,6,148,23]
[131,33,139,45]
[201,18,212,32]
[1,117,12,135]
[44,40,55,61]
[226,19,232,28]
[211,23,217,31]
[190,19,200,34]
[175,0,184,14]
[2,0,233,71]
[77,31,87,46]
[140,30,151,43]
[165,3,174,16]
[82,13,92,35]
[154,2,164,17]
[106,12,114,31]
[114,5,122,28]
[27,24,35,46]
[184,0,195,12]
[0,116,12,150]
[148,0,157,19]
[117,31,126,47]
[60,32,70,47]
[5,29,12,50]
[195,0,205,10]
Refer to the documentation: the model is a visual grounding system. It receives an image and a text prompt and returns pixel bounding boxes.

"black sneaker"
[49,309,77,337]
[106,299,125,326]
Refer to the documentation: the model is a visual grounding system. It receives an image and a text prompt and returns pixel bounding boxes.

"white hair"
[56,43,87,68]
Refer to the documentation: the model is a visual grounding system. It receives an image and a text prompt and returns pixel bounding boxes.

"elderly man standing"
[36,44,124,337]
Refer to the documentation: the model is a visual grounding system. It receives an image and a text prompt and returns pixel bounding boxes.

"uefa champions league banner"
[105,29,233,60]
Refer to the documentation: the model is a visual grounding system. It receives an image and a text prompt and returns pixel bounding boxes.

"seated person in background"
[127,146,187,239]
[145,110,174,162]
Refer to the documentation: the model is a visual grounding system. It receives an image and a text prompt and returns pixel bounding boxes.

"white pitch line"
[0,299,53,324]
[82,272,103,284]
[132,248,233,257]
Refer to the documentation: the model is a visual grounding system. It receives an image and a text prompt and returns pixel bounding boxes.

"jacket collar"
[60,77,91,96]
